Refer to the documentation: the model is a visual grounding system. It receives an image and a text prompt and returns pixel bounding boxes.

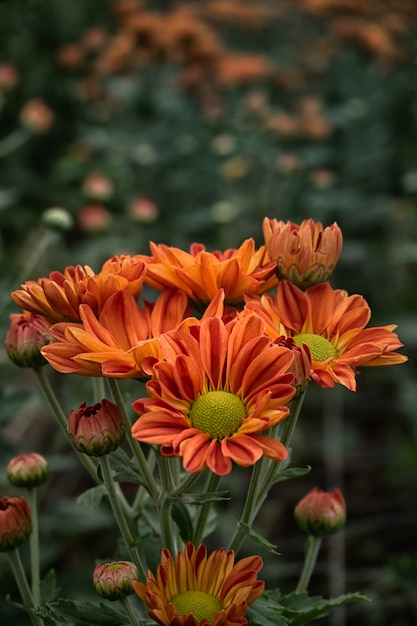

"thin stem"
[120,596,143,626]
[100,454,147,581]
[108,379,160,501]
[192,472,221,546]
[27,489,41,607]
[170,470,202,499]
[7,548,44,626]
[157,455,177,554]
[34,368,99,483]
[296,535,322,593]
[228,387,309,554]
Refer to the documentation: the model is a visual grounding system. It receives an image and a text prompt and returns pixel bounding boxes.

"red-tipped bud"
[0,496,32,552]
[93,561,139,600]
[7,453,48,488]
[5,311,52,368]
[20,98,54,134]
[68,400,125,456]
[295,487,346,537]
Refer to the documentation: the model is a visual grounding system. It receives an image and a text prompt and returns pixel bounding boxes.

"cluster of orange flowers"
[7,218,406,480]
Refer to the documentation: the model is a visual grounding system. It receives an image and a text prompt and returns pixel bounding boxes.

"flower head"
[11,255,146,324]
[132,315,295,475]
[0,496,32,552]
[5,311,52,368]
[93,561,139,601]
[68,399,125,456]
[133,542,264,626]
[41,289,190,378]
[294,487,346,537]
[7,453,48,488]
[246,280,407,391]
[263,218,343,289]
[137,239,277,309]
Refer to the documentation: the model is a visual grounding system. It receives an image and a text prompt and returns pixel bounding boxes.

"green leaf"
[237,521,280,555]
[172,501,194,542]
[34,598,130,626]
[274,466,311,483]
[247,594,289,626]
[108,448,144,485]
[41,568,60,603]
[279,591,370,625]
[76,485,107,510]
[180,490,230,505]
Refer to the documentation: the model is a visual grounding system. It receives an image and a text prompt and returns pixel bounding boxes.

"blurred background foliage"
[0,0,417,624]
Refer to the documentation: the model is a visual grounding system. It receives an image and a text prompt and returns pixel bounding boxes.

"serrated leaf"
[279,591,370,625]
[172,501,194,542]
[76,485,107,510]
[237,521,280,555]
[246,594,289,626]
[34,598,130,626]
[180,490,230,505]
[108,448,144,485]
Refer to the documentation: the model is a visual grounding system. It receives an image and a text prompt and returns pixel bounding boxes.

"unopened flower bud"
[20,98,54,134]
[93,561,139,600]
[78,204,113,233]
[82,172,114,200]
[5,311,52,368]
[68,399,125,457]
[263,218,343,289]
[41,207,74,231]
[0,496,32,552]
[294,487,346,537]
[7,453,48,488]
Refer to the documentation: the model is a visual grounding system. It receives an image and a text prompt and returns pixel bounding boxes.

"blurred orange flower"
[132,315,295,475]
[133,542,264,625]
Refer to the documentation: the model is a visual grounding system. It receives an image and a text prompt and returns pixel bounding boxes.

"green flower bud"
[93,561,139,601]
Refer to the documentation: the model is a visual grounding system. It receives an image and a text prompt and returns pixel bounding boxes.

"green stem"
[0,127,30,158]
[228,387,308,554]
[157,455,177,554]
[27,489,41,607]
[34,368,99,483]
[120,596,143,626]
[100,454,147,581]
[170,470,202,499]
[296,535,322,593]
[192,472,221,546]
[7,548,44,626]
[108,379,160,501]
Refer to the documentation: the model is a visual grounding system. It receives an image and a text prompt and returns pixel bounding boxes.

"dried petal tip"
[7,453,48,488]
[93,561,139,601]
[0,497,32,552]
[263,217,343,289]
[5,311,52,368]
[294,487,346,537]
[68,399,125,456]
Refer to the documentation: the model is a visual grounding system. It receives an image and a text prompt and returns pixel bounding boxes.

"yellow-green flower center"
[293,333,338,362]
[190,390,246,439]
[172,590,222,621]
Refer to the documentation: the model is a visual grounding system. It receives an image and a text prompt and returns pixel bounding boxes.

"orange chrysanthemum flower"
[262,217,343,289]
[131,315,296,475]
[133,542,264,626]
[41,289,190,379]
[245,280,407,391]
[11,255,146,323]
[137,239,277,310]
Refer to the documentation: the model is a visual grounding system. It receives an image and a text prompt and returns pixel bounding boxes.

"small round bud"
[5,311,52,368]
[68,399,126,457]
[20,98,54,134]
[93,561,139,601]
[0,496,32,552]
[7,453,48,488]
[294,487,346,537]
[41,207,74,231]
